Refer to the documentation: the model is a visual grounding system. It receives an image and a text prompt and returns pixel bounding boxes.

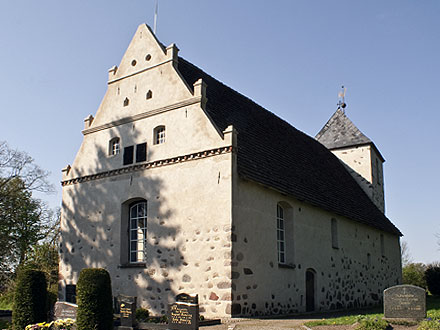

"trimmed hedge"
[425,264,440,296]
[76,268,113,330]
[13,269,47,330]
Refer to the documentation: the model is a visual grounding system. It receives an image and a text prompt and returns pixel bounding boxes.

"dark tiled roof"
[177,57,401,236]
[315,109,371,149]
[316,109,385,161]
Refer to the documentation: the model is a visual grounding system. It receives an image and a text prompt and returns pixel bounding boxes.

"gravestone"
[54,301,77,320]
[168,293,199,330]
[118,295,137,330]
[384,285,426,319]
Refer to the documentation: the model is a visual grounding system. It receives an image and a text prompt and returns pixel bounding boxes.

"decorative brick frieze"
[61,146,234,186]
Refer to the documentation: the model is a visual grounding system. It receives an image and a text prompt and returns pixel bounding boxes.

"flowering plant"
[25,319,75,330]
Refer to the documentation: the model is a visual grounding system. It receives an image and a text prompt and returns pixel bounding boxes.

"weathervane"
[337,85,347,113]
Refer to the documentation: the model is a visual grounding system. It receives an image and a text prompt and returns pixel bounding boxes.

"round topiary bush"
[425,264,440,296]
[13,269,47,330]
[76,268,113,330]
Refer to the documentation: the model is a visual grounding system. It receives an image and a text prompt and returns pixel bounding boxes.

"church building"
[59,24,402,318]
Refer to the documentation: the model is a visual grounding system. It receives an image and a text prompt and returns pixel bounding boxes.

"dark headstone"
[65,284,76,304]
[384,285,426,319]
[54,301,77,320]
[176,293,198,304]
[118,295,137,329]
[168,294,199,330]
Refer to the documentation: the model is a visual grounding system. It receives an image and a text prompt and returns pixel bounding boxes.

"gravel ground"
[202,319,420,330]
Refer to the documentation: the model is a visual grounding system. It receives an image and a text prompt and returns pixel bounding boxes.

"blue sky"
[0,1,439,264]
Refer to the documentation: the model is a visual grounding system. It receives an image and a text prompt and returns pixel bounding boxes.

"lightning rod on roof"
[337,85,347,113]
[153,0,159,35]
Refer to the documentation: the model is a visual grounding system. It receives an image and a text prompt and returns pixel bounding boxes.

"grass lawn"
[304,295,440,328]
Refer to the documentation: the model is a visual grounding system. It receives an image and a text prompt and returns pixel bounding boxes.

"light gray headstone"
[54,301,77,320]
[384,285,426,319]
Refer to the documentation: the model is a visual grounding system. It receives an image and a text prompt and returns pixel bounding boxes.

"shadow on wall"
[59,123,184,315]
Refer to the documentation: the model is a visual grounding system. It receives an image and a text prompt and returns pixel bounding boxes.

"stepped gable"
[177,57,401,236]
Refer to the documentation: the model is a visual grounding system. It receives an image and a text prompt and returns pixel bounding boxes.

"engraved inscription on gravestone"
[168,293,199,330]
[54,301,77,320]
[118,295,137,328]
[384,285,426,319]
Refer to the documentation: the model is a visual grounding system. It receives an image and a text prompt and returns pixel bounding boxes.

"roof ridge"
[176,56,400,236]
[177,56,311,137]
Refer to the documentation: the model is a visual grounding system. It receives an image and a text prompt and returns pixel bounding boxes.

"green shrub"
[355,316,390,330]
[76,268,113,330]
[425,264,440,296]
[135,308,150,322]
[403,263,427,288]
[12,269,47,330]
[0,319,10,329]
[0,290,14,310]
[418,318,440,330]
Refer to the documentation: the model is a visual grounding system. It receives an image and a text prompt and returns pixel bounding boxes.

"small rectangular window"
[331,218,338,249]
[123,146,134,165]
[380,234,385,256]
[136,143,147,163]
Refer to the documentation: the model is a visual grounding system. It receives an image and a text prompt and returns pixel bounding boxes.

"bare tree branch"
[401,240,412,267]
[0,141,54,194]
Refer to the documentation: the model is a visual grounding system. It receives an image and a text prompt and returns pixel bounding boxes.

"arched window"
[277,204,286,264]
[154,125,165,145]
[123,97,129,107]
[129,201,148,263]
[276,202,294,266]
[109,137,120,156]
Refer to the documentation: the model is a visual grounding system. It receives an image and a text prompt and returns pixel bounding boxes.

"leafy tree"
[0,178,53,264]
[0,141,55,286]
[402,263,427,288]
[26,242,59,290]
[425,263,440,296]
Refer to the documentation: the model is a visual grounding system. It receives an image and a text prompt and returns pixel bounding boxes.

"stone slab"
[384,285,426,319]
[54,301,78,320]
[168,298,199,330]
[117,295,137,328]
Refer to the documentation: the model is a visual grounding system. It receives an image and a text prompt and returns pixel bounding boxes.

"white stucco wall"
[331,145,385,213]
[230,179,401,316]
[60,150,234,317]
[60,24,235,318]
